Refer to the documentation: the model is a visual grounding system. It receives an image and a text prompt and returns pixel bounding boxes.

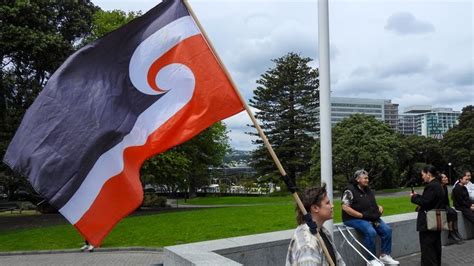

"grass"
[0,195,415,252]
[376,186,423,194]
[181,195,293,205]
[0,210,39,217]
[182,187,419,206]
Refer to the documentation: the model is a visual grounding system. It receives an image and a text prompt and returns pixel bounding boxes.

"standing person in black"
[410,165,445,266]
[440,173,463,242]
[452,173,474,223]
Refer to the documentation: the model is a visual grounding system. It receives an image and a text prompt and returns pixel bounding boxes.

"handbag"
[426,209,449,231]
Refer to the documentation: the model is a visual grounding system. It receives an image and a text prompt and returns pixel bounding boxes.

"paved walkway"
[0,248,164,266]
[397,238,474,265]
[2,239,473,265]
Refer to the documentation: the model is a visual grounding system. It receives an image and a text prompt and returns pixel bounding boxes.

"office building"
[326,97,399,130]
[420,108,460,139]
[398,106,460,138]
[398,105,431,135]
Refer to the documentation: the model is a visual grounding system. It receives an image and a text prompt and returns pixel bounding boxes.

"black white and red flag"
[4,0,244,246]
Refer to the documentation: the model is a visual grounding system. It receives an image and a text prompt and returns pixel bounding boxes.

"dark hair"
[459,170,472,181]
[422,165,437,176]
[296,184,327,225]
[439,172,449,184]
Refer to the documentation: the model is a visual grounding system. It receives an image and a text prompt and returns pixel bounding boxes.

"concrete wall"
[164,212,473,266]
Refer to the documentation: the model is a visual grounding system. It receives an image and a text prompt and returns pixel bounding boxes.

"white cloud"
[433,64,474,86]
[223,109,259,151]
[334,78,395,97]
[92,0,474,150]
[384,12,435,35]
[376,55,430,78]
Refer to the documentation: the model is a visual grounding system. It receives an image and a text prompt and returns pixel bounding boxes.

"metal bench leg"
[337,225,384,265]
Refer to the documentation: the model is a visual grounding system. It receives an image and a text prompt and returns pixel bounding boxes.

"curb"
[0,247,163,256]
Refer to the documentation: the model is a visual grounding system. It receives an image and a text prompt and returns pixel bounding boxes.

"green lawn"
[0,195,415,252]
[0,210,38,217]
[181,195,293,205]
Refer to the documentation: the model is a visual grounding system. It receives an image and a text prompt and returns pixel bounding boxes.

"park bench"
[0,202,22,214]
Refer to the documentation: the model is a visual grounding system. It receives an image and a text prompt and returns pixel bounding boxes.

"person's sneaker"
[87,245,95,252]
[453,230,464,241]
[366,259,384,266]
[379,254,399,265]
[80,244,89,251]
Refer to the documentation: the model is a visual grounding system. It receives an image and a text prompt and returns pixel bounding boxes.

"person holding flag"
[286,184,345,265]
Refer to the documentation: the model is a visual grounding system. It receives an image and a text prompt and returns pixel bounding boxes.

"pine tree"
[248,53,319,186]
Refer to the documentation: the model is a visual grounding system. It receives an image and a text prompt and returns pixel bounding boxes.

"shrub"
[142,194,167,207]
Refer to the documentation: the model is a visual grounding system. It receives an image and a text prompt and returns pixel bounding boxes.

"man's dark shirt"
[452,184,471,209]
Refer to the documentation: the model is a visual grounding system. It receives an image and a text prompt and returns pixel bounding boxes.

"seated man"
[452,172,474,224]
[341,170,399,265]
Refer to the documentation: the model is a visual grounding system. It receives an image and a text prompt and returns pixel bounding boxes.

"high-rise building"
[384,100,399,130]
[316,98,459,139]
[398,105,431,135]
[398,106,460,138]
[421,108,460,139]
[323,97,398,130]
[398,114,419,135]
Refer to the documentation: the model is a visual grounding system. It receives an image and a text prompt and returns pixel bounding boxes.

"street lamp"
[183,178,187,203]
[448,163,452,184]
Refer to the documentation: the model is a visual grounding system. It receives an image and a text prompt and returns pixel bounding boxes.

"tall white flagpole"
[318,0,334,235]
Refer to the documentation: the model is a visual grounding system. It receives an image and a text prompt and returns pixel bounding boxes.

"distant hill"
[224,149,252,166]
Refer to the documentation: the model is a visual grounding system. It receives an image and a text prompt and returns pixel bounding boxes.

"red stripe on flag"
[74,35,244,246]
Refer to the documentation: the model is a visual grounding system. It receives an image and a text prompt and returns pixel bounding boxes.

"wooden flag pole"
[183,1,334,265]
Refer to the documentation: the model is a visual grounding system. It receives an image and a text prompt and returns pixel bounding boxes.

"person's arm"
[294,245,322,265]
[378,205,384,215]
[411,184,436,208]
[452,186,469,208]
[342,204,363,218]
[460,188,472,208]
[451,186,460,207]
[341,190,363,218]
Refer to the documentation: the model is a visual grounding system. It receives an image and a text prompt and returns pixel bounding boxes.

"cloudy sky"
[92,0,473,151]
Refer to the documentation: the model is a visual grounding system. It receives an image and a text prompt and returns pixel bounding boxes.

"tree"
[177,122,230,195]
[442,105,474,174]
[83,9,141,44]
[248,53,319,187]
[398,134,445,184]
[141,151,191,194]
[0,1,98,197]
[141,122,231,195]
[311,114,401,190]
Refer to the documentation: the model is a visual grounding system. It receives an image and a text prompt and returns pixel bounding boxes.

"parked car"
[0,193,7,200]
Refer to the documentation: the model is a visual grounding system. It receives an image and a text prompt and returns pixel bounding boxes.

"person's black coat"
[452,184,471,209]
[411,179,445,231]
[442,185,450,207]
